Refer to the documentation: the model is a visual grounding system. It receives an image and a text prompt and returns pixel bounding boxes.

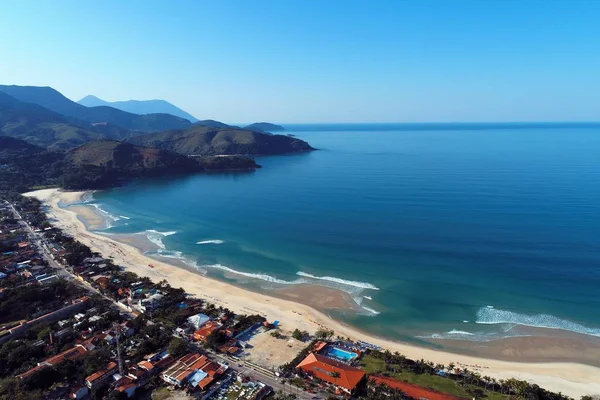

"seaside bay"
[74,124,599,357]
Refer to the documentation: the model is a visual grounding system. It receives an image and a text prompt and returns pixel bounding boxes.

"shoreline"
[25,188,600,397]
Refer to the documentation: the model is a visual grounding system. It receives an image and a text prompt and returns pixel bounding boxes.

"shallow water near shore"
[75,123,600,355]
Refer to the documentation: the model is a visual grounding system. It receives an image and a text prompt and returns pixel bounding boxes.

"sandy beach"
[26,188,600,398]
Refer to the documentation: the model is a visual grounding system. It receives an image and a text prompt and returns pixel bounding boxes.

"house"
[115,376,138,398]
[161,353,227,389]
[193,321,220,342]
[94,276,110,290]
[296,353,365,394]
[120,320,135,337]
[138,353,174,375]
[187,313,210,329]
[85,361,118,388]
[17,345,88,379]
[370,376,469,400]
[70,385,89,400]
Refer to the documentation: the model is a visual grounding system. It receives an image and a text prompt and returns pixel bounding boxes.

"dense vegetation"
[244,122,285,132]
[128,125,313,156]
[0,137,258,197]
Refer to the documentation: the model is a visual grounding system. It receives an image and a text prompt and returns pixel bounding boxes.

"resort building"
[296,353,365,394]
[370,376,469,400]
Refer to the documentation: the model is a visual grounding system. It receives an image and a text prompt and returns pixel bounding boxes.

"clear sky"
[1,0,599,123]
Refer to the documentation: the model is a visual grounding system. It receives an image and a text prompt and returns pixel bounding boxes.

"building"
[187,313,210,329]
[370,376,469,400]
[296,353,365,394]
[161,353,227,389]
[17,345,88,379]
[85,361,118,389]
[70,385,89,399]
[193,320,220,342]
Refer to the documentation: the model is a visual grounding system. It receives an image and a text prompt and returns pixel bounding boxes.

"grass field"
[360,354,509,400]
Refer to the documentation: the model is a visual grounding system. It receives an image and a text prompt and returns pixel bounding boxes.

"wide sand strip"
[25,188,600,397]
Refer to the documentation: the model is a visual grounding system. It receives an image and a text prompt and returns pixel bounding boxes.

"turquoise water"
[326,346,358,361]
[89,123,600,344]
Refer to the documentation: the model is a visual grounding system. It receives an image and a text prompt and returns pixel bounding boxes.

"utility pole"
[114,322,124,375]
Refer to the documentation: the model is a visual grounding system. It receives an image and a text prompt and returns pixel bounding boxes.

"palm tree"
[331,371,341,390]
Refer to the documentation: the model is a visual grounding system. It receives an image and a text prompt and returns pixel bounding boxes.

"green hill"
[0,91,108,150]
[129,125,313,156]
[244,122,285,132]
[0,85,192,132]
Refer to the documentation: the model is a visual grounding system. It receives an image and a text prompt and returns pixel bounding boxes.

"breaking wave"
[119,215,131,220]
[201,264,305,285]
[476,306,600,337]
[361,306,380,316]
[88,203,121,228]
[417,327,529,342]
[296,272,379,290]
[197,240,225,245]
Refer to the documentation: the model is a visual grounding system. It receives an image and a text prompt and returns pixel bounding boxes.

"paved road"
[6,200,324,399]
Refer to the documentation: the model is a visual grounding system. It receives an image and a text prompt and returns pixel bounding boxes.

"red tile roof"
[371,376,468,400]
[86,362,117,385]
[193,321,219,341]
[313,341,328,352]
[297,353,365,391]
[45,344,88,365]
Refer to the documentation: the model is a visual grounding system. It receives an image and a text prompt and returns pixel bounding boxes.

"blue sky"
[1,0,599,123]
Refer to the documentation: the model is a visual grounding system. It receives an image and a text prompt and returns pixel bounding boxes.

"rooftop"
[297,352,365,391]
[371,376,469,400]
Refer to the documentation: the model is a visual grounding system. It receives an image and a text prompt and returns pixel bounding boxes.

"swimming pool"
[326,346,358,362]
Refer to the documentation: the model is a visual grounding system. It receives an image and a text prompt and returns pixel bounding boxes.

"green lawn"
[360,354,508,400]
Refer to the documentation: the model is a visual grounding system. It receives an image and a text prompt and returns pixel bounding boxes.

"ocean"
[81,123,600,346]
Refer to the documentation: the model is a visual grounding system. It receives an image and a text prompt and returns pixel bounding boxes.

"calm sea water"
[89,123,600,344]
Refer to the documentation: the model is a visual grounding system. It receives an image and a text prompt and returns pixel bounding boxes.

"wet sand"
[24,188,600,398]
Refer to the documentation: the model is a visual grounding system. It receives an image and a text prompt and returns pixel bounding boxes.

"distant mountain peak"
[77,94,198,122]
[78,94,104,102]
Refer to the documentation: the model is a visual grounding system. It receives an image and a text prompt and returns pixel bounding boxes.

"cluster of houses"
[0,218,57,285]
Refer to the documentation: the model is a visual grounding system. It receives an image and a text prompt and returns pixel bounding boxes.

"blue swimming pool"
[326,346,358,361]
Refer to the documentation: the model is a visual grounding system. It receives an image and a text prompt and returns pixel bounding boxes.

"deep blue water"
[90,123,600,343]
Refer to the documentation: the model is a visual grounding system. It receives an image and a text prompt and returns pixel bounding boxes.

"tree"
[167,337,189,357]
[315,328,334,340]
[331,371,341,389]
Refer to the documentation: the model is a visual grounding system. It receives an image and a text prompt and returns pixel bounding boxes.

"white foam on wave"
[417,328,529,342]
[119,215,131,220]
[87,203,122,229]
[197,240,225,245]
[296,271,379,290]
[475,306,600,337]
[448,329,474,335]
[361,306,380,316]
[140,229,194,263]
[146,230,177,236]
[463,320,469,323]
[202,264,305,285]
[82,191,95,203]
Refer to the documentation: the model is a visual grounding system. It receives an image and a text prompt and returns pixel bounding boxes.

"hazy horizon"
[2,0,599,123]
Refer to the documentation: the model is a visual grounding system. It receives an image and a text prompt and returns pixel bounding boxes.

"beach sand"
[25,188,600,398]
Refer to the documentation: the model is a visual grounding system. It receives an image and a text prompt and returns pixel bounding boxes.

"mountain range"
[0,84,312,195]
[0,85,191,133]
[78,95,199,123]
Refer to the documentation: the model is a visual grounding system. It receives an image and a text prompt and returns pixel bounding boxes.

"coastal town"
[0,195,581,400]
